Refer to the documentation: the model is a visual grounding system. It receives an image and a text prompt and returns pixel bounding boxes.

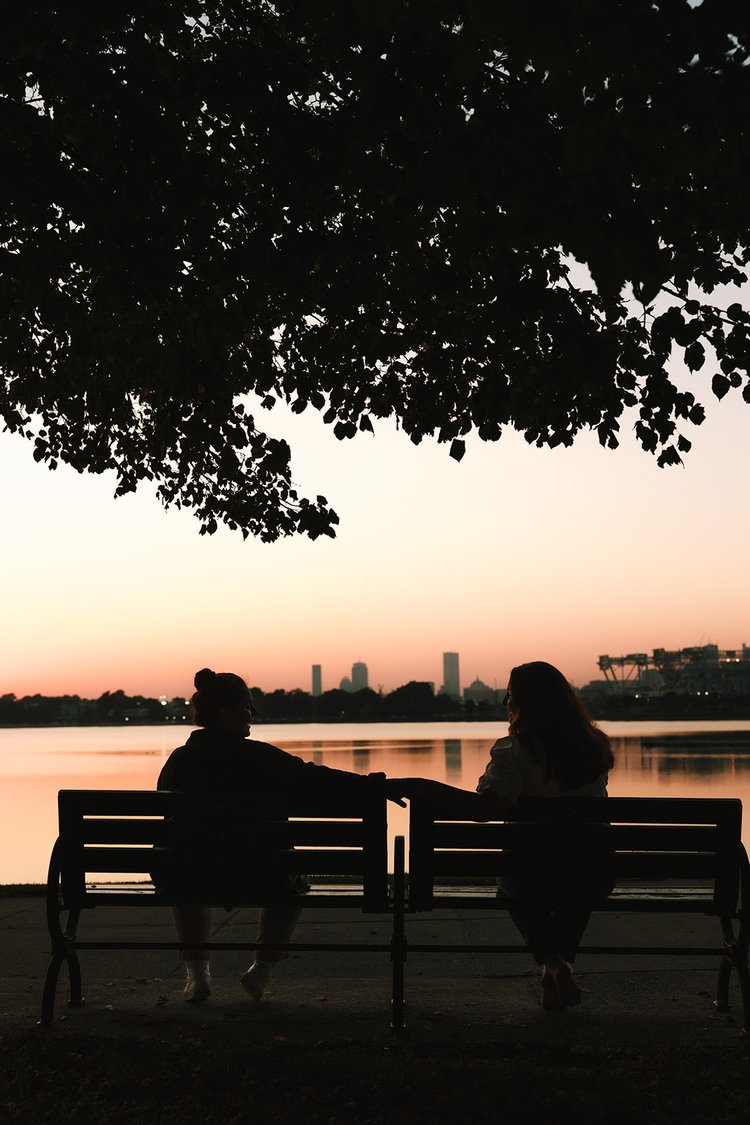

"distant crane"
[598,646,750,696]
[598,654,651,693]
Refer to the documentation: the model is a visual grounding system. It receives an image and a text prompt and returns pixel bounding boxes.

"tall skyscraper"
[311,664,322,697]
[351,661,369,692]
[441,652,460,697]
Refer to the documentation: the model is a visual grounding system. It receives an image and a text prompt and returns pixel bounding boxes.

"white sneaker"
[184,969,212,1002]
[240,963,273,1001]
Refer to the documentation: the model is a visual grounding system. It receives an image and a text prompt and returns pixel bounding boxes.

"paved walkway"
[1,894,745,1047]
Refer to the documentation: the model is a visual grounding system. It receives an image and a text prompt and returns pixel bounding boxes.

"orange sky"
[1,373,748,700]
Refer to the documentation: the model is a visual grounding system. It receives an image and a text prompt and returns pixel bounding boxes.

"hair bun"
[194,668,217,691]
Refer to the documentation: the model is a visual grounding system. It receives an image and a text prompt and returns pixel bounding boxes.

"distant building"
[339,676,353,692]
[441,652,460,698]
[351,662,369,692]
[463,677,494,704]
[311,664,322,697]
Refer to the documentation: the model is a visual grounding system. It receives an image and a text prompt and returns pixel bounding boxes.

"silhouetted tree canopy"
[2,2,749,539]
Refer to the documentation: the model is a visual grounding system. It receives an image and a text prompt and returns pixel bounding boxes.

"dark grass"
[3,1031,750,1124]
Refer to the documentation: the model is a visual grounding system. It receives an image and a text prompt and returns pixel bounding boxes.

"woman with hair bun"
[157,668,389,1003]
[388,661,615,1011]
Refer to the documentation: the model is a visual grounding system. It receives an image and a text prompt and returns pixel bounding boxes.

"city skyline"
[7,638,750,705]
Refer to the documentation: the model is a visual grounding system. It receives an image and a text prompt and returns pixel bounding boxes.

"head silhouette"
[507,661,613,788]
[191,668,254,728]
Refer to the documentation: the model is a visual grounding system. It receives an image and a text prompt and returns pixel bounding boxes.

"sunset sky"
[2,353,748,701]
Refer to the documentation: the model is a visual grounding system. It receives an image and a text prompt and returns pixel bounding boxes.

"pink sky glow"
[1,380,748,700]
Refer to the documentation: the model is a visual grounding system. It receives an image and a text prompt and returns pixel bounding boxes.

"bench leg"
[40,903,85,1024]
[715,955,732,1013]
[733,949,750,1035]
[67,950,84,1008]
[391,835,407,1035]
[716,909,750,1032]
[39,954,64,1026]
[63,908,84,1007]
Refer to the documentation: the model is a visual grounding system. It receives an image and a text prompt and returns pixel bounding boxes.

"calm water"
[3,719,750,883]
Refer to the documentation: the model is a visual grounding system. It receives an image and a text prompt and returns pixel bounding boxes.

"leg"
[172,905,213,961]
[553,905,592,966]
[504,901,573,1009]
[503,887,587,1009]
[537,906,590,1008]
[542,955,582,1008]
[254,903,303,962]
[504,901,556,966]
[172,905,213,1001]
[240,902,303,1000]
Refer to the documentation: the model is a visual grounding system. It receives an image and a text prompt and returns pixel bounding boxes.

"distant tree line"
[0,691,190,727]
[4,684,749,727]
[0,682,505,727]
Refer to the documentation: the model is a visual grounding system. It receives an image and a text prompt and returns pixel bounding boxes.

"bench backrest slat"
[428,823,721,852]
[74,818,371,847]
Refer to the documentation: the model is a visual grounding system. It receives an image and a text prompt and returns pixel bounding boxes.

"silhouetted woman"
[389,661,614,1009]
[157,668,387,1003]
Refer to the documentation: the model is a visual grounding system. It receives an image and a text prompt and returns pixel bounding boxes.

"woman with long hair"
[158,668,390,1003]
[388,661,614,1010]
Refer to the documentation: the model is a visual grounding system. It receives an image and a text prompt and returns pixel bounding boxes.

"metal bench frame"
[41,789,407,1030]
[406,796,750,1031]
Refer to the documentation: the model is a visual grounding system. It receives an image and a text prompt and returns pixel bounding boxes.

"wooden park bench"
[41,789,407,1029]
[406,796,750,1031]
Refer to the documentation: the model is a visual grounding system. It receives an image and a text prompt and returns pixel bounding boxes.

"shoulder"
[245,737,302,763]
[477,736,527,801]
[246,737,285,753]
[488,736,526,760]
[157,737,206,789]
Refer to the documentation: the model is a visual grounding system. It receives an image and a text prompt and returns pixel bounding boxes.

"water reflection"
[3,722,750,883]
[352,742,370,772]
[444,739,462,777]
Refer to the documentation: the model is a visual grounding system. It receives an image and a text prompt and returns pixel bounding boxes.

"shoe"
[184,970,211,1002]
[240,963,272,1001]
[540,971,564,1011]
[553,962,581,1007]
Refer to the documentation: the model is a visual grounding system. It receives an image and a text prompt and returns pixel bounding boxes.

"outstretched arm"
[385,778,510,821]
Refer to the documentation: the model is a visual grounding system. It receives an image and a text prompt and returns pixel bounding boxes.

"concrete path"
[1,895,745,1047]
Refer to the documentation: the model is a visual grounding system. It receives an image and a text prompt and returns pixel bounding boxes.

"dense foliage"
[2,2,749,539]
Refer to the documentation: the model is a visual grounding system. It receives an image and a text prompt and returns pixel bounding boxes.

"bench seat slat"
[427,851,719,878]
[67,890,384,909]
[67,846,370,876]
[420,893,720,913]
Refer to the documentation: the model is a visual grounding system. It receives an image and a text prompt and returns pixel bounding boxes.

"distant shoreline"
[3,713,750,729]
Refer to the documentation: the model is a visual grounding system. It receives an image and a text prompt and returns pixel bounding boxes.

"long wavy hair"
[507,661,614,789]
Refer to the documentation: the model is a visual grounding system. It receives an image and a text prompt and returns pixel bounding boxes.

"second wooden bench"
[406,795,750,1030]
